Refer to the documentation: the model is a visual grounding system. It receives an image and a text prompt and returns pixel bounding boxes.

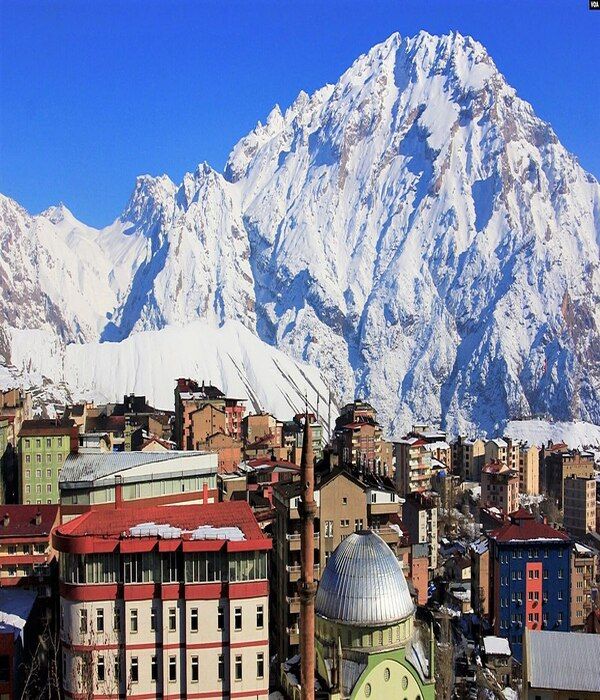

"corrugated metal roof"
[60,450,214,486]
[315,531,414,627]
[526,629,600,692]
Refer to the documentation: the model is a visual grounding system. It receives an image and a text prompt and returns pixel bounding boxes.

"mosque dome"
[315,530,415,627]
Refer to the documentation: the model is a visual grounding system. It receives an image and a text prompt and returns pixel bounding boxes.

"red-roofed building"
[0,504,59,597]
[488,509,571,661]
[53,501,271,699]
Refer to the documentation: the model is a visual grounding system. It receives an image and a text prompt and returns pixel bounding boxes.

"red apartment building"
[53,501,271,699]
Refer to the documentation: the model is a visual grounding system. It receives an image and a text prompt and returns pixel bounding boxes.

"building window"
[169,656,176,682]
[256,604,264,629]
[96,608,104,633]
[218,606,224,630]
[130,657,138,683]
[218,654,224,681]
[151,655,158,682]
[257,652,264,679]
[25,485,30,493]
[150,606,157,631]
[324,520,333,538]
[190,608,198,632]
[36,454,41,464]
[36,484,41,493]
[342,497,348,505]
[113,606,120,632]
[130,609,138,633]
[46,438,52,448]
[36,469,42,477]
[46,484,52,493]
[168,607,176,631]
[36,439,41,448]
[191,656,199,683]
[234,607,242,631]
[235,655,242,681]
[558,590,563,600]
[98,655,105,682]
[25,439,30,448]
[558,568,563,579]
[57,437,63,447]
[57,453,63,462]
[46,468,52,477]
[80,609,88,633]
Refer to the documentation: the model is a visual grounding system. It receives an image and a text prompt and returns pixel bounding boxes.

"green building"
[310,530,435,699]
[19,419,76,504]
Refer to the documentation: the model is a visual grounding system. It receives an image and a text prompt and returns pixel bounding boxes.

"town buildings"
[522,629,600,699]
[570,542,597,629]
[334,401,392,474]
[563,476,596,536]
[282,530,435,699]
[272,468,405,662]
[58,450,218,522]
[0,504,59,598]
[394,438,434,495]
[488,509,571,661]
[402,492,438,573]
[541,444,595,507]
[174,378,245,449]
[454,437,485,481]
[480,461,519,514]
[53,501,271,699]
[18,419,78,505]
[517,444,540,495]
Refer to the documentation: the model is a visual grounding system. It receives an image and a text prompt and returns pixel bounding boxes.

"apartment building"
[334,401,390,474]
[481,461,519,514]
[0,505,59,597]
[394,438,433,495]
[283,413,324,464]
[53,501,271,699]
[563,476,596,536]
[541,444,595,507]
[402,492,438,573]
[272,468,404,662]
[454,437,486,481]
[19,419,78,505]
[174,378,245,449]
[488,509,571,661]
[59,450,218,522]
[518,443,540,495]
[570,542,597,629]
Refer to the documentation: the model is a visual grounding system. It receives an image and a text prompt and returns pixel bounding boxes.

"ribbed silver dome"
[315,530,414,627]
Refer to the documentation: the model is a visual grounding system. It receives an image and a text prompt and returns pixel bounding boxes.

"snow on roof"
[483,636,511,656]
[490,437,508,447]
[426,440,450,451]
[0,588,37,640]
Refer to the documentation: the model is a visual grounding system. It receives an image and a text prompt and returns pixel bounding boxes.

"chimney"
[299,413,316,700]
[35,511,42,526]
[2,513,9,527]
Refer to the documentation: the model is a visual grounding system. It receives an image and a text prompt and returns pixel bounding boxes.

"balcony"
[286,564,320,582]
[286,532,319,551]
[287,625,300,646]
[370,525,401,543]
[286,595,301,614]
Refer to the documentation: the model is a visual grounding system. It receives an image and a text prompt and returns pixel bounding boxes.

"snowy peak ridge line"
[1,31,600,437]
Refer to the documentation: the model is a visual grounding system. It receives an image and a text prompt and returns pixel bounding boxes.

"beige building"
[272,468,404,662]
[402,492,438,573]
[456,437,485,481]
[54,502,270,700]
[518,443,540,495]
[394,438,433,495]
[563,476,596,536]
[570,543,597,629]
[481,461,519,514]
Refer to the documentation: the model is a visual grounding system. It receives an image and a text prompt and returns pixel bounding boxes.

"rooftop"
[60,450,215,487]
[19,418,75,437]
[316,530,414,627]
[525,629,600,692]
[0,504,59,539]
[55,501,265,542]
[490,509,569,544]
[483,636,511,657]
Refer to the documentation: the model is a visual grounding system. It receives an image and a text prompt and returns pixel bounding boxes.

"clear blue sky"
[1,0,598,227]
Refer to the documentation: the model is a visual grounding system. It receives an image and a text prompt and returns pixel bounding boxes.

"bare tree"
[435,614,454,700]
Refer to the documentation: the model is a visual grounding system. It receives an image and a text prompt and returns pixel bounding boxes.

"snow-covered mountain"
[1,31,599,436]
